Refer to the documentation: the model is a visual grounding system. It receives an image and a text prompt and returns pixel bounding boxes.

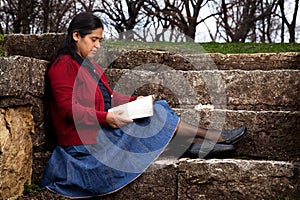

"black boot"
[218,126,247,145]
[182,141,236,159]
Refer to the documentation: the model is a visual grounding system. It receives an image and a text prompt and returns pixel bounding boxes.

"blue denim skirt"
[41,100,179,198]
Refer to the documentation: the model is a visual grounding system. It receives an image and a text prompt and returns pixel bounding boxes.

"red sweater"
[48,55,136,146]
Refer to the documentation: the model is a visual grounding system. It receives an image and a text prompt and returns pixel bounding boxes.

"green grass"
[200,42,300,54]
[23,180,40,196]
[103,40,300,54]
[0,34,299,56]
[102,40,207,54]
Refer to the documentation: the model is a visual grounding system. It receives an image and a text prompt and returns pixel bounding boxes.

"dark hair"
[49,12,104,66]
[46,11,103,93]
[45,12,103,94]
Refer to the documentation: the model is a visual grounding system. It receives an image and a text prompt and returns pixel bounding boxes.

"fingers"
[106,111,133,128]
[114,111,133,123]
[136,96,144,100]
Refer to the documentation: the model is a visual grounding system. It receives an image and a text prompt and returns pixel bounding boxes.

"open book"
[108,95,155,120]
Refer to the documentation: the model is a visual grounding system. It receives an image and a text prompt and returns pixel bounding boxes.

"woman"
[41,12,246,198]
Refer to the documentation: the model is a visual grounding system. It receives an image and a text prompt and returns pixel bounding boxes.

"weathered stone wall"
[1,34,300,199]
[0,107,34,200]
[0,56,49,199]
[0,56,49,160]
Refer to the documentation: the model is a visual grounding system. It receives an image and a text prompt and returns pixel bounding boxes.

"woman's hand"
[136,96,144,100]
[106,110,133,128]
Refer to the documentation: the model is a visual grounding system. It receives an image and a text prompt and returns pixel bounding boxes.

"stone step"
[183,52,300,70]
[16,158,300,199]
[145,158,299,200]
[174,108,300,161]
[97,49,300,71]
[4,33,66,61]
[171,158,298,200]
[106,68,299,111]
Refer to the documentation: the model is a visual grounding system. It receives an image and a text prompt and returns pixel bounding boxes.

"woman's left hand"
[106,110,133,128]
[136,96,144,100]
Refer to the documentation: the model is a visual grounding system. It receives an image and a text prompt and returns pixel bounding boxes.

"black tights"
[175,120,222,143]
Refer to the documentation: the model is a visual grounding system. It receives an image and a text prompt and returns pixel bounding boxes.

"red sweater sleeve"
[48,57,108,126]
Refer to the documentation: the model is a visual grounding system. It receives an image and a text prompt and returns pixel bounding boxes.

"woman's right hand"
[106,110,133,128]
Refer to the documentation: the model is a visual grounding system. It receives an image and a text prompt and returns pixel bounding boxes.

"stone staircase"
[0,34,299,199]
[106,50,300,162]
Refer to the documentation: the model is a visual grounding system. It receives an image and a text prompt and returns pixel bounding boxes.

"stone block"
[220,70,300,111]
[177,159,298,200]
[4,33,66,61]
[0,56,47,102]
[185,52,300,70]
[110,50,300,70]
[106,69,300,111]
[0,107,34,200]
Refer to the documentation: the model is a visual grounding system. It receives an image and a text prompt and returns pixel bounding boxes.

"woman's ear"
[72,32,80,42]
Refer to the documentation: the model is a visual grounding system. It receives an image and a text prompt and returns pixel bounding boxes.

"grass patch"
[23,180,40,196]
[102,40,207,54]
[201,42,300,54]
[103,40,300,54]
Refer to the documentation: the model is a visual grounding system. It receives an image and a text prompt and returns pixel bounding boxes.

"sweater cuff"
[130,96,137,101]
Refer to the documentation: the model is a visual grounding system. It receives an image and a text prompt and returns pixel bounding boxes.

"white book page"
[108,95,154,119]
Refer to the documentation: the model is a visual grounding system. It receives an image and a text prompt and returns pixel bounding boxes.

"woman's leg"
[175,120,222,143]
[175,119,247,144]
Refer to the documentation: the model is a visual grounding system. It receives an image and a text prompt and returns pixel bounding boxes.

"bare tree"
[1,0,297,43]
[0,0,38,33]
[143,1,177,41]
[214,0,278,42]
[88,0,147,39]
[144,0,218,41]
[0,0,76,33]
[39,0,76,32]
[255,0,281,43]
[278,0,299,43]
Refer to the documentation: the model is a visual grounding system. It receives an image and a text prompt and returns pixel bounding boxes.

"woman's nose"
[95,41,100,48]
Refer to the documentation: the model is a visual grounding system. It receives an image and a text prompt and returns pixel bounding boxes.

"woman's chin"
[88,53,96,59]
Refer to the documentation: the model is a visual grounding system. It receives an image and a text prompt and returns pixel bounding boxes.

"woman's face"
[73,27,103,59]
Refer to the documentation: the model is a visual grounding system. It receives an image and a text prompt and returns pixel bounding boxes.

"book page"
[108,95,154,119]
